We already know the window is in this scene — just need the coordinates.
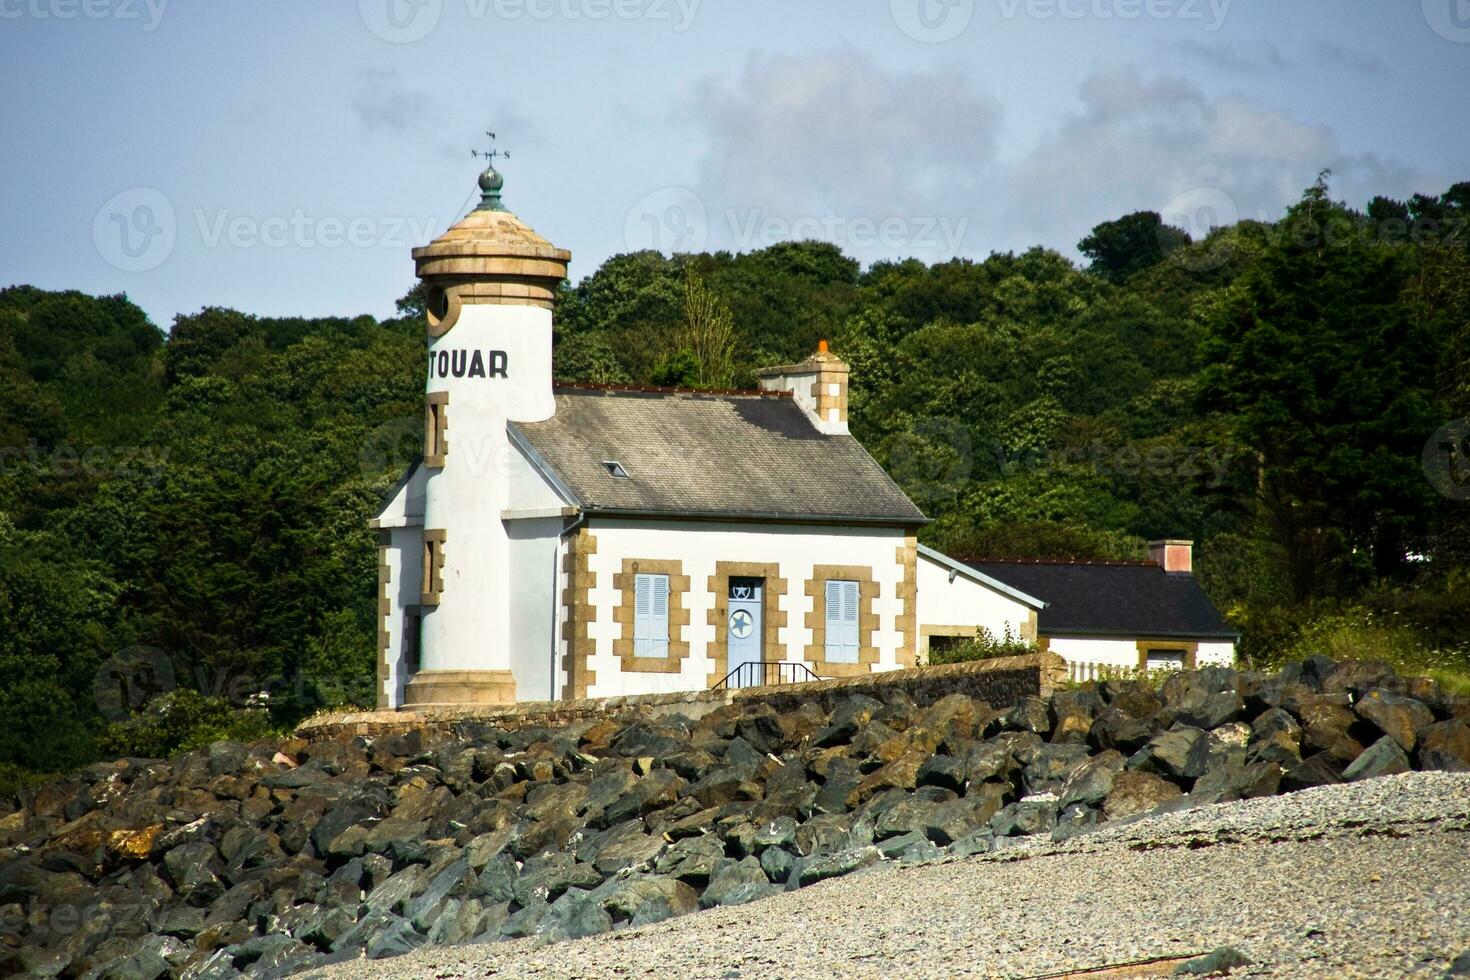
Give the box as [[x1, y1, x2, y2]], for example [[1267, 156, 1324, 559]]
[[425, 392, 448, 468], [602, 460, 629, 479], [633, 572, 670, 657], [403, 607, 422, 675], [824, 579, 859, 663], [421, 530, 445, 606], [1145, 649, 1186, 671]]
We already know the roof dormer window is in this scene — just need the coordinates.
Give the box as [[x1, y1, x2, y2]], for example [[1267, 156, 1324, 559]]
[[602, 460, 630, 479]]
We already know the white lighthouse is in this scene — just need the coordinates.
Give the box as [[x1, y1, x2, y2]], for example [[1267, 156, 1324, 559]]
[[395, 161, 570, 706]]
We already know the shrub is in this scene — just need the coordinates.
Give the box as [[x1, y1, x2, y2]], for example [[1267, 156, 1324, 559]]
[[1275, 604, 1470, 695], [923, 625, 1039, 666], [99, 689, 278, 759]]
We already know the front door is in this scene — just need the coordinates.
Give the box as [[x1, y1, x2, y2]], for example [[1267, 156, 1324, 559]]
[[726, 578, 763, 688]]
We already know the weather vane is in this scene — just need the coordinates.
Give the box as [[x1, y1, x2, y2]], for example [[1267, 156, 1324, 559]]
[[471, 130, 509, 168], [470, 129, 509, 212]]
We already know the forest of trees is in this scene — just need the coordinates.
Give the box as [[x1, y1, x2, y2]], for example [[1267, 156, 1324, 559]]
[[1, 175, 1466, 787]]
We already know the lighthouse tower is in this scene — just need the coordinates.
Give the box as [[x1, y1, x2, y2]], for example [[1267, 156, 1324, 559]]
[[402, 162, 570, 706]]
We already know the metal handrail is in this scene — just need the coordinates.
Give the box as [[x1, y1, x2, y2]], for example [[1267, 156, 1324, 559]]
[[716, 661, 822, 689]]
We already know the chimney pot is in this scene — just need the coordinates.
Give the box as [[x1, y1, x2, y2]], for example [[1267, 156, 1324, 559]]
[[755, 341, 849, 434], [1148, 539, 1193, 573]]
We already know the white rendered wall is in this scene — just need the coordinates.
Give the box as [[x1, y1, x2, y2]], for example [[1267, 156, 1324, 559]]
[[1196, 641, 1237, 666], [915, 555, 1034, 647], [1046, 635, 1239, 672], [1046, 636, 1141, 670], [573, 519, 909, 697], [420, 303, 556, 676]]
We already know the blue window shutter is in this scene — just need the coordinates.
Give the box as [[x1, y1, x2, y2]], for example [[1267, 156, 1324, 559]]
[[635, 573, 670, 658]]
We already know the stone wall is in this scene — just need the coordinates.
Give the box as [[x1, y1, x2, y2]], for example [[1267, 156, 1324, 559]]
[[296, 653, 1066, 742]]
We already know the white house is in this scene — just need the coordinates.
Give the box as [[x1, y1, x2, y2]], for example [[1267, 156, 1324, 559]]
[[373, 166, 939, 709], [373, 166, 1235, 710]]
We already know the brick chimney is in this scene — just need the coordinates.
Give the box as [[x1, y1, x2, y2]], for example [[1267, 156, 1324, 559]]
[[755, 340, 849, 435], [1149, 539, 1193, 573]]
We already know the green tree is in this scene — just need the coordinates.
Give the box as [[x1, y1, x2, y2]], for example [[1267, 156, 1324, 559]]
[[674, 269, 737, 388], [1079, 211, 1192, 284], [1199, 176, 1447, 598]]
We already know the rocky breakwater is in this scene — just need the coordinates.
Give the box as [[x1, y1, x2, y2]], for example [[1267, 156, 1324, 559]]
[[2, 654, 1469, 979]]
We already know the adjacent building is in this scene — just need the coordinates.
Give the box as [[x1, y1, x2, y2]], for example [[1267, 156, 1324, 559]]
[[945, 541, 1239, 677]]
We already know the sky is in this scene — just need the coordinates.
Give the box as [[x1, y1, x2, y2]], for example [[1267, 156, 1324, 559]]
[[1, 0, 1468, 330]]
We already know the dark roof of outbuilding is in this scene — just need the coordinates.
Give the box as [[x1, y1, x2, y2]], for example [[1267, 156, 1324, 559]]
[[962, 559, 1239, 639], [509, 385, 926, 525]]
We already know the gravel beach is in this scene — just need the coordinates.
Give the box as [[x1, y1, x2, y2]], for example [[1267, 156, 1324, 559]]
[[312, 771, 1470, 979]]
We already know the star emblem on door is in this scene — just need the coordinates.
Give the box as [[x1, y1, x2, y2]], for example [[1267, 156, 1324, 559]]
[[729, 609, 754, 639]]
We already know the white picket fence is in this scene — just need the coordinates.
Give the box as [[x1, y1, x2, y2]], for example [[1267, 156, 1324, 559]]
[[1065, 660, 1143, 684]]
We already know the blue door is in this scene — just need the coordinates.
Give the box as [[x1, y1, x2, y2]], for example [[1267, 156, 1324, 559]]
[[727, 578, 763, 688]]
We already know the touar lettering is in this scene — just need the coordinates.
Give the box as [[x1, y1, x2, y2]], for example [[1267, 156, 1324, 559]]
[[429, 349, 509, 380]]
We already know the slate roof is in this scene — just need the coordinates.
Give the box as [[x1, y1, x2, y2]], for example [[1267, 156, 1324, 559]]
[[963, 560, 1238, 639], [509, 385, 926, 524]]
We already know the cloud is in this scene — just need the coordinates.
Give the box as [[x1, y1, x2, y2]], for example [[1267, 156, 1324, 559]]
[[689, 51, 1001, 259], [1162, 38, 1385, 76], [1163, 39, 1291, 73], [1311, 41, 1386, 74], [1008, 69, 1435, 247], [684, 55, 1439, 265], [347, 68, 434, 133]]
